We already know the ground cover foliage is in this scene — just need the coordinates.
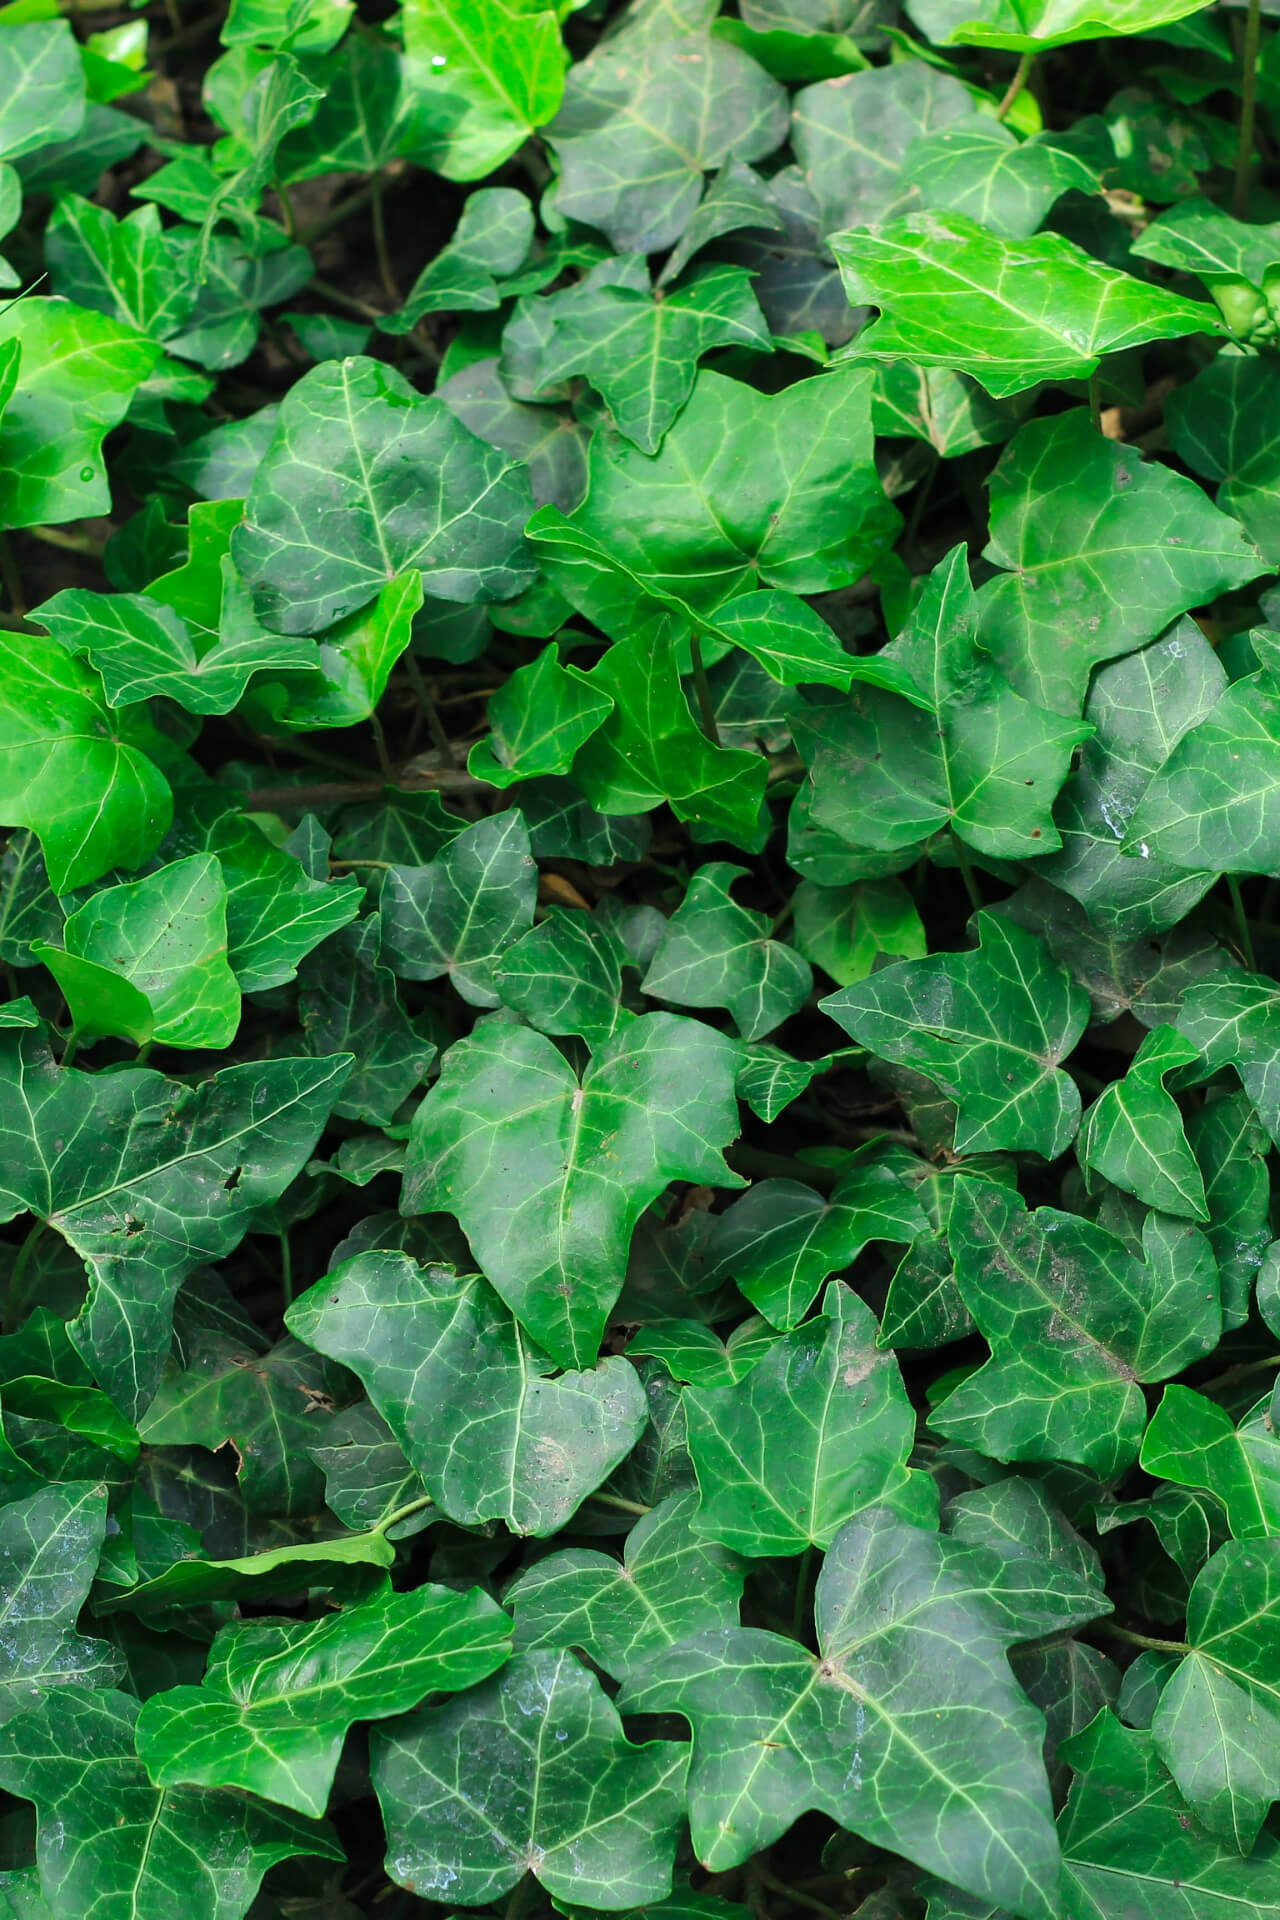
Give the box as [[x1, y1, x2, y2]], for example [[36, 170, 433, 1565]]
[[6, 0, 1280, 1916]]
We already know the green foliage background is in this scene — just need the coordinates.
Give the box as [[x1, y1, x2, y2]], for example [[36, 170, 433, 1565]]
[[0, 0, 1279, 1916]]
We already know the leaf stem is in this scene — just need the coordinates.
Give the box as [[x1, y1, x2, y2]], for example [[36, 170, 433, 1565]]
[[584, 1490, 651, 1517], [1088, 371, 1103, 432], [0, 534, 25, 617], [278, 1230, 294, 1307], [791, 1544, 817, 1641], [371, 172, 402, 305], [370, 1491, 436, 1536], [952, 836, 984, 913], [403, 652, 458, 769], [60, 1032, 79, 1070], [27, 525, 107, 558], [1227, 874, 1257, 970], [1196, 1351, 1280, 1393], [7, 1218, 47, 1318], [1233, 0, 1264, 217], [1095, 1619, 1190, 1654], [993, 51, 1034, 122], [688, 636, 722, 745], [751, 1865, 843, 1920]]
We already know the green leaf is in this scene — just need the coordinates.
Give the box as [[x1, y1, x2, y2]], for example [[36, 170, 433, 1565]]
[[0, 298, 159, 528], [685, 1282, 930, 1553], [0, 632, 171, 892], [1167, 356, 1280, 564], [1188, 1090, 1271, 1328], [32, 586, 316, 717], [1078, 1026, 1208, 1218], [831, 214, 1223, 402], [641, 862, 812, 1040], [503, 260, 770, 453], [402, 0, 568, 180], [44, 198, 196, 342], [380, 809, 537, 1007], [0, 1483, 122, 1717], [793, 877, 927, 987], [706, 1155, 928, 1329], [1033, 620, 1225, 936], [618, 1506, 1061, 1916], [298, 914, 436, 1127], [135, 1580, 512, 1816], [509, 1487, 745, 1680], [0, 1688, 339, 1920], [1141, 1385, 1280, 1540], [549, 30, 787, 254], [795, 545, 1089, 857], [34, 855, 240, 1052], [905, 0, 1221, 50], [655, 156, 784, 287], [468, 642, 614, 787], [234, 355, 536, 633], [382, 188, 534, 329], [96, 1529, 397, 1615], [822, 912, 1090, 1158], [372, 1648, 689, 1907], [935, 1179, 1220, 1476], [1175, 969, 1280, 1147], [531, 368, 899, 617], [401, 1012, 743, 1364], [977, 410, 1264, 714], [1150, 1537, 1280, 1850], [906, 121, 1100, 238], [286, 1252, 648, 1534], [0, 1028, 350, 1416], [792, 61, 977, 238], [0, 24, 83, 160], [494, 905, 637, 1046]]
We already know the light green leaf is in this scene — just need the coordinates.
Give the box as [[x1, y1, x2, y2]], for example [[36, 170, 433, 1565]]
[[379, 809, 537, 1008], [685, 1282, 929, 1553], [906, 0, 1220, 50], [641, 862, 812, 1040], [372, 1649, 689, 1908], [403, 0, 568, 180], [793, 877, 927, 986], [906, 121, 1099, 238], [618, 1506, 1061, 1916], [401, 1012, 743, 1364], [0, 1484, 122, 1717], [822, 912, 1090, 1158], [286, 1252, 648, 1535], [382, 189, 534, 329], [96, 1530, 396, 1615], [977, 410, 1264, 714], [234, 355, 536, 633], [44, 197, 196, 342], [0, 23, 84, 161], [1141, 1385, 1280, 1540], [136, 1581, 512, 1816], [832, 214, 1223, 402], [495, 905, 637, 1046], [1167, 356, 1280, 565], [467, 641, 615, 788], [1078, 1026, 1208, 1218], [1175, 969, 1280, 1147], [509, 1487, 745, 1680]]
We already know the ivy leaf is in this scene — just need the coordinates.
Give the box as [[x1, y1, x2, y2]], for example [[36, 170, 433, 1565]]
[[402, 0, 568, 180], [907, 0, 1231, 50], [0, 1688, 340, 1920], [1033, 620, 1225, 936], [656, 155, 784, 286], [1149, 1537, 1280, 1850], [618, 1506, 1061, 1916], [977, 410, 1264, 715], [0, 22, 84, 161], [1175, 969, 1280, 1147], [401, 1012, 743, 1365], [298, 915, 436, 1128], [33, 587, 315, 717], [905, 122, 1100, 239], [509, 1487, 745, 1680], [1166, 356, 1280, 564], [706, 1156, 928, 1329], [468, 642, 615, 788], [0, 633, 171, 892], [0, 1028, 351, 1417], [1126, 639, 1280, 872], [822, 913, 1090, 1158], [641, 862, 812, 1040], [286, 1252, 648, 1534], [794, 545, 1089, 858], [34, 855, 240, 1052], [381, 189, 534, 329], [0, 1483, 123, 1717], [504, 260, 770, 453], [831, 214, 1223, 402], [792, 61, 977, 238], [685, 1282, 929, 1554], [1188, 1090, 1272, 1329], [0, 299, 159, 527], [935, 1181, 1220, 1477], [549, 30, 787, 254], [135, 1581, 512, 1816], [96, 1530, 396, 1616], [1141, 1385, 1280, 1540], [494, 906, 637, 1046], [44, 198, 196, 342], [233, 355, 536, 633], [531, 367, 899, 617], [1078, 1026, 1209, 1219], [379, 810, 537, 1008], [793, 876, 927, 987], [372, 1648, 689, 1907]]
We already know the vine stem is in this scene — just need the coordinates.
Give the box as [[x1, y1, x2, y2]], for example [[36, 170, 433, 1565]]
[[952, 836, 984, 913], [1233, 0, 1264, 218], [994, 50, 1034, 122], [1227, 874, 1257, 970], [404, 652, 457, 769], [370, 1492, 435, 1537], [1088, 370, 1103, 432]]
